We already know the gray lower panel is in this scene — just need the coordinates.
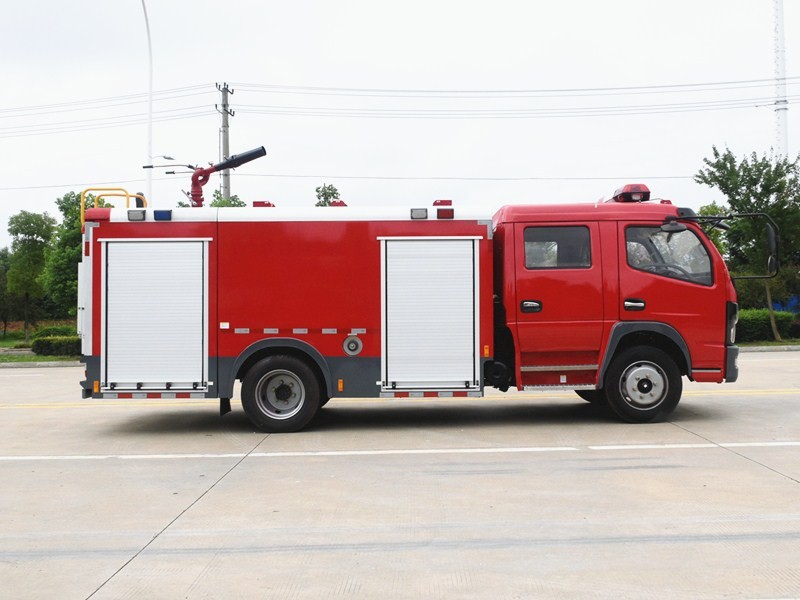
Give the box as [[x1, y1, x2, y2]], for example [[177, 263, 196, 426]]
[[217, 353, 381, 400], [81, 355, 219, 398], [326, 357, 381, 398]]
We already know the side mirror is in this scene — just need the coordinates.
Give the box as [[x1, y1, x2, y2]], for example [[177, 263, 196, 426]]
[[766, 222, 780, 276]]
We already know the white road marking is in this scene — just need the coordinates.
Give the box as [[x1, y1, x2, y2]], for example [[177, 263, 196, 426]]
[[0, 441, 797, 462]]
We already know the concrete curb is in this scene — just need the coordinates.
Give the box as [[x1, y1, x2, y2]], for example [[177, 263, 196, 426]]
[[739, 345, 800, 353], [0, 361, 82, 369]]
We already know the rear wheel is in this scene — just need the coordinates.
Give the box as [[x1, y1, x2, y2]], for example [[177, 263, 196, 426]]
[[604, 346, 682, 423], [241, 355, 321, 432]]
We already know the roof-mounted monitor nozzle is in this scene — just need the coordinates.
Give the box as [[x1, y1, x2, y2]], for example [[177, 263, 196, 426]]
[[189, 146, 267, 207]]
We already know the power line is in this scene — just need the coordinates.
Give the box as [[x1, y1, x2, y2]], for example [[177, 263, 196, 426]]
[[0, 90, 215, 120], [0, 106, 212, 132], [0, 172, 695, 191], [236, 98, 800, 120], [232, 76, 800, 98], [0, 111, 216, 139], [0, 84, 212, 114], [0, 176, 183, 191], [238, 173, 694, 181]]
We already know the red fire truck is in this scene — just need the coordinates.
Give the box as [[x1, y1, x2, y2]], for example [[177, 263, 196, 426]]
[[77, 148, 778, 432]]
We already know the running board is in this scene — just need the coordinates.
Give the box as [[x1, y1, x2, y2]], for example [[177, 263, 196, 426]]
[[523, 384, 597, 391], [520, 364, 599, 372]]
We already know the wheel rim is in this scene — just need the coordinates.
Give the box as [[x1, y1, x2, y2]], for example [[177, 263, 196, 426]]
[[254, 369, 305, 420], [618, 361, 668, 410]]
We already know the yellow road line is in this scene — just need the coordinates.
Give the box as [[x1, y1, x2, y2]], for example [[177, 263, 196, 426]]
[[1, 389, 797, 410]]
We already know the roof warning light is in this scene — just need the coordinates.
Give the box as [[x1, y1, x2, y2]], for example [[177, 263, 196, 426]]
[[612, 184, 651, 203]]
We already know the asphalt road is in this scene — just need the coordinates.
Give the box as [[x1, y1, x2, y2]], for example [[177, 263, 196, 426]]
[[1, 352, 799, 600]]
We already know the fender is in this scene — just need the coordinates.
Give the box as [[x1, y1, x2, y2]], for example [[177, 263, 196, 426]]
[[218, 338, 333, 399], [597, 322, 692, 387]]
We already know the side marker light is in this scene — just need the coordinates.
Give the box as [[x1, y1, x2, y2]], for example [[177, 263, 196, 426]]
[[437, 208, 455, 219]]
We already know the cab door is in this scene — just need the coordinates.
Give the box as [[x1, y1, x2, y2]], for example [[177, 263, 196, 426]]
[[513, 222, 604, 387], [619, 223, 728, 374]]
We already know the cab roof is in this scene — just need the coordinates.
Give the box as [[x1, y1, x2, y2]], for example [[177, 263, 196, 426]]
[[492, 200, 682, 225]]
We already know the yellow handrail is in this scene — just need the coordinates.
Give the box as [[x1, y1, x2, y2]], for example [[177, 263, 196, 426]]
[[80, 188, 147, 226]]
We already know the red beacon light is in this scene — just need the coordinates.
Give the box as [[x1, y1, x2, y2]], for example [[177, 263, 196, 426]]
[[611, 183, 651, 203]]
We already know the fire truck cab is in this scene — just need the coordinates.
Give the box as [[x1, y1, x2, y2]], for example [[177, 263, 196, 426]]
[[77, 181, 749, 433]]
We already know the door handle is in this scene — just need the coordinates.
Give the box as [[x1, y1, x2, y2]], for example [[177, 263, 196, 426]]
[[624, 298, 646, 311], [521, 300, 542, 313]]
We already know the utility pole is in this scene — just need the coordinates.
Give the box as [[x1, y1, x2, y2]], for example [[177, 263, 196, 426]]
[[774, 0, 788, 158], [216, 83, 234, 199]]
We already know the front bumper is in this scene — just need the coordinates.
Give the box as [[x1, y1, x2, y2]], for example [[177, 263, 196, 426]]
[[725, 345, 739, 383]]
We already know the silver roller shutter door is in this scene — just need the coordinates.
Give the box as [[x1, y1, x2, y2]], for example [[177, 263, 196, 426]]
[[383, 239, 478, 390], [104, 241, 206, 389]]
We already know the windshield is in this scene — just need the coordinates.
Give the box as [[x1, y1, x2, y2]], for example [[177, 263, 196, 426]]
[[626, 226, 713, 286]]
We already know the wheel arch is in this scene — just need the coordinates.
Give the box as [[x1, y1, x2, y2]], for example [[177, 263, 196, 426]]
[[598, 322, 691, 387], [219, 338, 332, 399]]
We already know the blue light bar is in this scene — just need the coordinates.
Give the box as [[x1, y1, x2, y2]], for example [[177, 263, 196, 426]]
[[154, 210, 172, 221]]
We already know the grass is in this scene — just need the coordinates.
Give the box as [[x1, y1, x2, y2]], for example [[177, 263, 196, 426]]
[[0, 354, 79, 363], [0, 340, 24, 349], [0, 320, 76, 350], [739, 338, 800, 347]]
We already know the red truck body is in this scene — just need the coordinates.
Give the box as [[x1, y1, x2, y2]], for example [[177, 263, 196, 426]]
[[78, 189, 739, 431]]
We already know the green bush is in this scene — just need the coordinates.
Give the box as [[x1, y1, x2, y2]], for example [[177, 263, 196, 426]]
[[31, 336, 81, 356], [737, 309, 794, 342], [33, 325, 77, 339]]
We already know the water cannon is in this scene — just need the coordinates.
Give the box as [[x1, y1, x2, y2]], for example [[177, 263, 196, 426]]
[[190, 146, 267, 207]]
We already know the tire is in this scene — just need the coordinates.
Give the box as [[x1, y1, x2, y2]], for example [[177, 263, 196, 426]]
[[575, 390, 605, 404], [604, 346, 682, 423], [241, 355, 321, 432]]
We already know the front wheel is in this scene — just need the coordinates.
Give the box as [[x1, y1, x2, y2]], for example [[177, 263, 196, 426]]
[[604, 346, 682, 423], [241, 355, 321, 432]]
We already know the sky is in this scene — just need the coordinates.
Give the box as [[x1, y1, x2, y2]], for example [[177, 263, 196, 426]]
[[1, 0, 798, 249]]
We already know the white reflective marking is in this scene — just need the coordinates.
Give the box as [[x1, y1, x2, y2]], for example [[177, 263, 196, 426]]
[[0, 441, 797, 462], [250, 447, 579, 458], [722, 441, 800, 448], [589, 443, 718, 451]]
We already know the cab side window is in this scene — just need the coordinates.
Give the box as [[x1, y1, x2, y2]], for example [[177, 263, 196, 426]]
[[524, 226, 591, 269], [626, 226, 713, 286]]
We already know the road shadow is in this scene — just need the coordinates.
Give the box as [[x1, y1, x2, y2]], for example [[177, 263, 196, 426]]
[[311, 400, 616, 432], [107, 398, 619, 436], [106, 396, 718, 436]]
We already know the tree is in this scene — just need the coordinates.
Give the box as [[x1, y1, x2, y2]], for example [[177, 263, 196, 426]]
[[210, 189, 246, 207], [0, 247, 13, 337], [177, 189, 246, 208], [695, 146, 800, 340], [315, 183, 340, 206], [41, 192, 90, 318], [7, 211, 56, 342], [696, 202, 728, 256]]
